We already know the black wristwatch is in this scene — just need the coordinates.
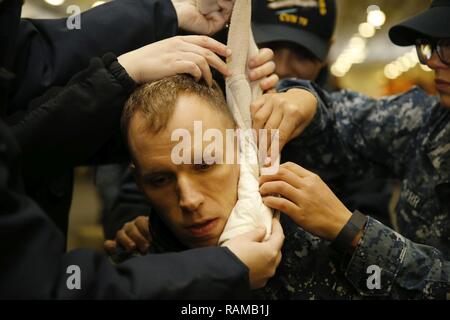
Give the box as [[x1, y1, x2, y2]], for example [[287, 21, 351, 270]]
[[330, 210, 367, 255]]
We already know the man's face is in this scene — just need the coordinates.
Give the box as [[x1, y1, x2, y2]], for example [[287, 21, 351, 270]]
[[128, 94, 239, 248], [263, 42, 325, 80], [426, 45, 450, 109]]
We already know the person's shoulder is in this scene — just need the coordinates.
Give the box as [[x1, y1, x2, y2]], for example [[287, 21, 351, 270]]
[[383, 86, 438, 109]]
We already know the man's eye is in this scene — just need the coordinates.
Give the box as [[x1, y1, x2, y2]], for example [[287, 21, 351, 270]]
[[194, 162, 213, 171], [148, 175, 172, 187]]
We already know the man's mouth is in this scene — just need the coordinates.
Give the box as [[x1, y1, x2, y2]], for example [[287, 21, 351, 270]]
[[185, 218, 219, 238]]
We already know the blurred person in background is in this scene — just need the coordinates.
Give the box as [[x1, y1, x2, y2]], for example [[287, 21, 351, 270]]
[[254, 0, 450, 299], [251, 0, 393, 225]]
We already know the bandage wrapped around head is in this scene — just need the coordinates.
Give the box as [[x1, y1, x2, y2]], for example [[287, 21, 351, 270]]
[[197, 0, 277, 244]]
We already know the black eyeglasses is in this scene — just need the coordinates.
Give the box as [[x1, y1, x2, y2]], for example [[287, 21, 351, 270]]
[[415, 38, 450, 65]]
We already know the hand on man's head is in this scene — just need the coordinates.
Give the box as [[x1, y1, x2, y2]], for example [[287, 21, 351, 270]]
[[118, 35, 231, 86]]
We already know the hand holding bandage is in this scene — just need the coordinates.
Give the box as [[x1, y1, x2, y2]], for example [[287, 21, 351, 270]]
[[172, 0, 235, 35]]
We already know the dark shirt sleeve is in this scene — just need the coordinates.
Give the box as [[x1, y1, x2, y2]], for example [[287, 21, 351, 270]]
[[10, 53, 134, 184], [9, 0, 178, 114], [278, 79, 438, 181]]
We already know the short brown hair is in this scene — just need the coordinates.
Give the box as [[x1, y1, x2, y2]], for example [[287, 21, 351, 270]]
[[121, 74, 235, 140]]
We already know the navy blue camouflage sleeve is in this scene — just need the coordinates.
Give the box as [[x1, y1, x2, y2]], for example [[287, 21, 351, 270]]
[[278, 79, 438, 180], [345, 217, 450, 299]]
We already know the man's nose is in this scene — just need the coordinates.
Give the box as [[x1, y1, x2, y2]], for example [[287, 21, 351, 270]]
[[177, 176, 204, 213], [427, 50, 448, 70]]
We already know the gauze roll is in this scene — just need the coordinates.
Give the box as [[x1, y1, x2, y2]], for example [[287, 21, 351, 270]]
[[195, 0, 276, 244], [219, 0, 274, 244]]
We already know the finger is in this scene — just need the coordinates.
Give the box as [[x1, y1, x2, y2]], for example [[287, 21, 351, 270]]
[[116, 229, 136, 252], [182, 43, 230, 79], [252, 98, 273, 133], [265, 218, 285, 250], [275, 251, 282, 268], [135, 216, 150, 239], [259, 180, 299, 201], [173, 60, 202, 82], [264, 109, 283, 155], [248, 61, 276, 82], [181, 36, 231, 77], [203, 11, 227, 36], [281, 161, 313, 178], [126, 225, 150, 253], [259, 166, 303, 188], [248, 48, 274, 69], [182, 35, 231, 58], [104, 240, 117, 253], [250, 95, 266, 121], [277, 114, 298, 152], [260, 74, 279, 92], [263, 196, 299, 221], [180, 51, 213, 86]]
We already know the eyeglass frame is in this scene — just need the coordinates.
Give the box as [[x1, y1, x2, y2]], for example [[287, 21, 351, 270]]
[[415, 38, 450, 66]]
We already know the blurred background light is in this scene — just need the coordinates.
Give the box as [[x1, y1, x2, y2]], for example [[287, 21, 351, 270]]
[[45, 0, 65, 6], [92, 1, 106, 7], [367, 6, 386, 28], [359, 22, 375, 38]]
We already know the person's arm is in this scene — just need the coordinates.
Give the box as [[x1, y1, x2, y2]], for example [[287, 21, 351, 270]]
[[10, 35, 232, 184], [343, 216, 450, 299], [260, 162, 450, 299], [0, 193, 250, 299], [277, 79, 439, 181], [10, 53, 133, 184], [11, 0, 178, 112]]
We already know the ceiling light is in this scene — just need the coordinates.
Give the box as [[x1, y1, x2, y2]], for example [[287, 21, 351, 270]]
[[359, 22, 375, 38], [45, 0, 65, 6], [367, 5, 386, 28], [384, 64, 400, 79], [92, 1, 106, 7]]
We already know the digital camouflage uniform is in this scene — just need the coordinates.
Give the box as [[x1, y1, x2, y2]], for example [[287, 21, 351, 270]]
[[270, 79, 450, 299]]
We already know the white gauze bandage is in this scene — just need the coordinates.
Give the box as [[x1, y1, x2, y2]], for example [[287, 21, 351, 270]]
[[196, 0, 276, 244]]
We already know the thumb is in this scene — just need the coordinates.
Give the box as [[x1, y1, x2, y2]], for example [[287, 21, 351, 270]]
[[104, 240, 117, 253], [205, 11, 226, 35], [236, 226, 266, 242]]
